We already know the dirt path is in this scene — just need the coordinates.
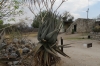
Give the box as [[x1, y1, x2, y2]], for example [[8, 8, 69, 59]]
[[28, 33, 100, 66], [58, 33, 100, 66]]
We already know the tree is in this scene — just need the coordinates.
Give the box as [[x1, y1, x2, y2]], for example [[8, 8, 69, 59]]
[[0, 19, 3, 24], [0, 19, 10, 29], [16, 22, 28, 32], [0, 19, 3, 29], [0, 0, 24, 32], [96, 14, 100, 20], [32, 17, 40, 28], [0, 0, 23, 21], [62, 11, 74, 22], [32, 11, 60, 28]]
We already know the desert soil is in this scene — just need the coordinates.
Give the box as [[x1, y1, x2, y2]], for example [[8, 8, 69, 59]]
[[28, 33, 100, 66]]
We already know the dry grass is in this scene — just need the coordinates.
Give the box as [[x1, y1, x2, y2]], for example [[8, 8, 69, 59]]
[[22, 32, 38, 37], [5, 32, 38, 38], [27, 32, 38, 37]]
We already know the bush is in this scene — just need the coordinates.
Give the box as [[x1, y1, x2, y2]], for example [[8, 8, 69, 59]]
[[0, 20, 3, 24], [0, 20, 3, 29], [32, 20, 39, 28], [93, 26, 100, 32], [31, 11, 59, 28]]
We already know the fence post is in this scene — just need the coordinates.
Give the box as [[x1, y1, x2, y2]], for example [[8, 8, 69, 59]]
[[61, 37, 63, 52]]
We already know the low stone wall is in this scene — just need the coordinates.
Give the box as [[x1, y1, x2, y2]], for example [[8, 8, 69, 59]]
[[90, 32, 100, 40]]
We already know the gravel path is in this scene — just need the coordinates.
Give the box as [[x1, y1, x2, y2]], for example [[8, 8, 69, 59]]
[[28, 33, 100, 66]]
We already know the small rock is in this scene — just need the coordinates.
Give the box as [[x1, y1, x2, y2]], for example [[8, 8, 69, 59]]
[[23, 47, 30, 54], [12, 61, 19, 65], [11, 52, 18, 58]]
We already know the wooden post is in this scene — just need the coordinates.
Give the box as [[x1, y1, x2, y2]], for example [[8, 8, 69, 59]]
[[61, 37, 63, 52]]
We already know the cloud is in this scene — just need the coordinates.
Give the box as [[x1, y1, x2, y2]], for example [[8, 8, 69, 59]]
[[24, 0, 100, 19], [5, 0, 100, 24], [52, 0, 100, 19], [3, 0, 100, 26]]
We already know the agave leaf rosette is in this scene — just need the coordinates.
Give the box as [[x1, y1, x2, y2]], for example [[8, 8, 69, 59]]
[[31, 11, 70, 66]]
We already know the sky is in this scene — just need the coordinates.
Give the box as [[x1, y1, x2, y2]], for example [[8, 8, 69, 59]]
[[23, 0, 100, 20], [4, 0, 100, 26]]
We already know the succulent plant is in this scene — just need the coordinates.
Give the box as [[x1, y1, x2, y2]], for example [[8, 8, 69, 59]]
[[22, 11, 70, 66], [22, 0, 70, 66], [0, 0, 70, 66]]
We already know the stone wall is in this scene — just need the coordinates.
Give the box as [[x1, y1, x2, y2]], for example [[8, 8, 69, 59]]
[[66, 18, 95, 34], [90, 32, 100, 40]]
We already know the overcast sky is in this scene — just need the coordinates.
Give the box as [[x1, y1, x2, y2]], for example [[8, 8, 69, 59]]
[[23, 0, 100, 20], [5, 0, 100, 25]]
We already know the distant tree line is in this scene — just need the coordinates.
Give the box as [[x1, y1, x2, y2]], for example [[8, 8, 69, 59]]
[[0, 21, 34, 33], [31, 11, 74, 28]]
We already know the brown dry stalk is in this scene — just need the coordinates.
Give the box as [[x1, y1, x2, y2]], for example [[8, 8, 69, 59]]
[[0, 0, 4, 5]]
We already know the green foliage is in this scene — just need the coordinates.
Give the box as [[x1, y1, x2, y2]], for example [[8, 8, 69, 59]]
[[3, 24, 10, 28], [0, 6, 1, 9], [93, 26, 100, 32], [62, 11, 74, 22], [18, 10, 23, 14], [31, 11, 58, 28], [14, 0, 20, 4], [0, 20, 3, 29], [0, 25, 3, 28], [12, 0, 20, 9], [14, 5, 19, 9], [0, 0, 23, 20], [0, 20, 10, 29], [0, 20, 3, 25], [8, 18, 15, 21], [32, 19, 39, 28], [27, 11, 70, 66], [31, 11, 44, 28], [22, 0, 69, 66]]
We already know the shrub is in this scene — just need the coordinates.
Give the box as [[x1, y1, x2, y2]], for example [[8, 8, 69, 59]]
[[93, 26, 100, 32]]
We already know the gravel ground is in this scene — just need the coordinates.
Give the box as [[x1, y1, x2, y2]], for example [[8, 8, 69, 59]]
[[28, 33, 100, 66]]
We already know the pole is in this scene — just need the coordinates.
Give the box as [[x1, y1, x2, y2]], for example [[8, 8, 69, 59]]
[[61, 37, 63, 52], [87, 11, 88, 19], [87, 0, 89, 19], [87, 8, 89, 19]]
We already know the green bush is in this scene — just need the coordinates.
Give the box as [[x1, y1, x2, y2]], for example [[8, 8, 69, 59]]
[[0, 20, 3, 25], [93, 26, 100, 32], [31, 11, 59, 28], [32, 20, 39, 28], [0, 20, 3, 29]]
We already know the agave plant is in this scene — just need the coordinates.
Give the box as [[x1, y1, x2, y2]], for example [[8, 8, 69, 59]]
[[22, 0, 70, 66], [33, 11, 70, 66], [1, 0, 70, 66], [23, 11, 70, 66], [0, 30, 6, 50]]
